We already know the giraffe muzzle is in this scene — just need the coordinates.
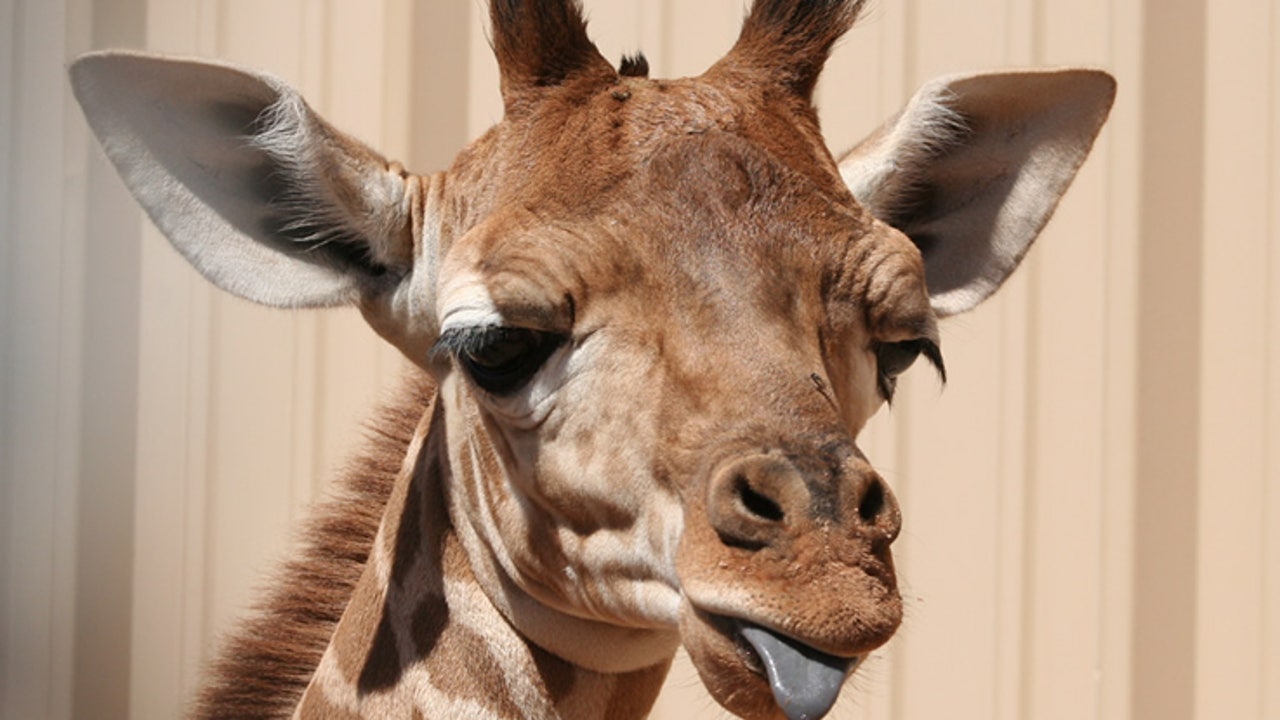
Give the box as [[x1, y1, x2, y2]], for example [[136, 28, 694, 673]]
[[675, 442, 903, 719]]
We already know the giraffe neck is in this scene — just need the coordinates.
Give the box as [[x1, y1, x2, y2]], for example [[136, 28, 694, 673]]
[[294, 399, 673, 719]]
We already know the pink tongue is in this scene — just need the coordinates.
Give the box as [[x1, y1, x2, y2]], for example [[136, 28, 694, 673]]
[[740, 625, 857, 720]]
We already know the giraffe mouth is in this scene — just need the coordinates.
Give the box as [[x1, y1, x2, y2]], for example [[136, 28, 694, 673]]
[[732, 620, 859, 720], [679, 600, 883, 720]]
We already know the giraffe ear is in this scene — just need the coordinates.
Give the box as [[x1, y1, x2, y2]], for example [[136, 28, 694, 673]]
[[840, 69, 1116, 316], [70, 51, 417, 309]]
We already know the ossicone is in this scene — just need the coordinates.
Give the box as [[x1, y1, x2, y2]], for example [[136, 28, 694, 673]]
[[714, 0, 869, 100], [489, 0, 615, 112]]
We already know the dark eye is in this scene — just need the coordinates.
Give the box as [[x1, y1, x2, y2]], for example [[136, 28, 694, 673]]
[[875, 338, 946, 402], [435, 327, 565, 396]]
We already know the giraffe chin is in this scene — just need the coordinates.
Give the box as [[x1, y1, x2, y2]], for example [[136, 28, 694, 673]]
[[679, 605, 856, 720]]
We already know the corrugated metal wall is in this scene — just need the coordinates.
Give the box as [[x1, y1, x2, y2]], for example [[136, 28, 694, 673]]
[[2, 1, 1277, 718]]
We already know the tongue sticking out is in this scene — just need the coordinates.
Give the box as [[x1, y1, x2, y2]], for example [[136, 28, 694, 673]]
[[739, 625, 858, 720]]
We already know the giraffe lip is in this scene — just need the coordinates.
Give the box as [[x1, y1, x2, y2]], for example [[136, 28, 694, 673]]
[[734, 621, 858, 720]]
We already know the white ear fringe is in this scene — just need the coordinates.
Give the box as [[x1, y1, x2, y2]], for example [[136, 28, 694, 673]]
[[841, 86, 966, 220], [250, 90, 410, 270]]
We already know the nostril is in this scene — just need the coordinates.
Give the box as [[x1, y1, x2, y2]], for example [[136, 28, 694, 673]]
[[858, 478, 886, 524], [735, 476, 785, 523]]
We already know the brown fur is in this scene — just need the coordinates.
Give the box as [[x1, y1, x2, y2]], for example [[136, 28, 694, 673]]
[[191, 372, 435, 719], [489, 0, 616, 111], [719, 0, 867, 99]]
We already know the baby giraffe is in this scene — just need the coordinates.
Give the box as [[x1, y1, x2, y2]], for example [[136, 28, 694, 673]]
[[70, 0, 1114, 718]]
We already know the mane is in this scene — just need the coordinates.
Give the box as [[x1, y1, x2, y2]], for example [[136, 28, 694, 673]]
[[191, 371, 436, 719]]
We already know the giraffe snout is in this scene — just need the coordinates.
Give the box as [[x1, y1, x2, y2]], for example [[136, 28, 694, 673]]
[[705, 450, 901, 553]]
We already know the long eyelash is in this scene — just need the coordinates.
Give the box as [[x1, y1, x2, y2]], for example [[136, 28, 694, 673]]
[[920, 339, 947, 385], [879, 339, 948, 405], [878, 374, 899, 404], [430, 325, 508, 360]]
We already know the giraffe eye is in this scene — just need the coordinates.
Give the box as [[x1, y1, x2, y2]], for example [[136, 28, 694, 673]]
[[434, 326, 565, 396], [875, 338, 946, 402]]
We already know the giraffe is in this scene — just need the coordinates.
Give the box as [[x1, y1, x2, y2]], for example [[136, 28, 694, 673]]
[[69, 1, 1115, 718]]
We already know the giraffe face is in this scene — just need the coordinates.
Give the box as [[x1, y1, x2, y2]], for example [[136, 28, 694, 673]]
[[429, 75, 940, 717]]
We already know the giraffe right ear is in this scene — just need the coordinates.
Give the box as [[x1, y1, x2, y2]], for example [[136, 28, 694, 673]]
[[839, 69, 1116, 317], [69, 51, 420, 309]]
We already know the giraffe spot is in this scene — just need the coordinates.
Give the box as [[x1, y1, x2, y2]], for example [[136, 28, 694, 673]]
[[412, 593, 450, 658], [357, 611, 404, 693], [531, 642, 577, 702], [431, 621, 525, 717]]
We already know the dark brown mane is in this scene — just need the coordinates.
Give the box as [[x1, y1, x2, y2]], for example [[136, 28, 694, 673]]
[[192, 372, 435, 719]]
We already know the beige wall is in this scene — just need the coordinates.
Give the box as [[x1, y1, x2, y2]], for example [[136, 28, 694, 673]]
[[2, 1, 1277, 719]]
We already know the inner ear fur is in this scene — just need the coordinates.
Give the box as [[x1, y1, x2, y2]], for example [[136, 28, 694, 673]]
[[840, 69, 1117, 316], [70, 51, 414, 308]]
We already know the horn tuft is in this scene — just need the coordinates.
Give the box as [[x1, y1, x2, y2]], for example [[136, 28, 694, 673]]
[[720, 0, 869, 100], [489, 0, 614, 111]]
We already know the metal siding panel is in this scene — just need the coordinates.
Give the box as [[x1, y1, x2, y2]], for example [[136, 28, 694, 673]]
[[1268, 4, 1280, 716], [1023, 2, 1114, 718], [2, 1, 85, 718], [1197, 0, 1274, 718], [1131, 1, 1207, 719], [662, 0, 741, 76]]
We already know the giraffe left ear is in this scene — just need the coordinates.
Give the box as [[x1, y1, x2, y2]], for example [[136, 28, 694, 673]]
[[70, 51, 420, 310], [839, 69, 1116, 316]]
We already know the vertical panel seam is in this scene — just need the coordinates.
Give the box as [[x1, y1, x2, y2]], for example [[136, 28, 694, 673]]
[[48, 0, 68, 710], [1016, 2, 1044, 717], [1264, 0, 1277, 712], [0, 0, 16, 706], [1093, 3, 1117, 718], [1098, 3, 1120, 719], [59, 0, 96, 715], [53, 0, 80, 713]]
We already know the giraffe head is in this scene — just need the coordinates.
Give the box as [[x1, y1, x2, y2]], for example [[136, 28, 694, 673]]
[[70, 1, 1114, 717]]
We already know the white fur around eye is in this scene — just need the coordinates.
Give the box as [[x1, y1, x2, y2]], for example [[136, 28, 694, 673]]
[[438, 276, 502, 335]]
